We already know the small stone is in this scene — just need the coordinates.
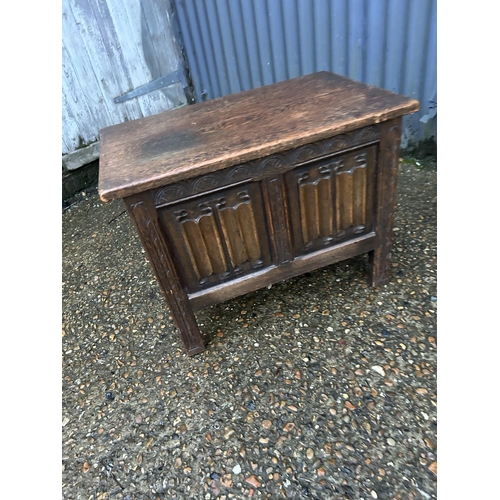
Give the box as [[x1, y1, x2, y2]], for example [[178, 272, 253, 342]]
[[371, 490, 378, 499], [283, 422, 295, 432], [416, 387, 428, 395], [135, 414, 142, 424], [345, 401, 356, 411], [224, 427, 235, 439], [306, 448, 315, 460], [82, 461, 90, 473], [179, 423, 187, 434], [245, 475, 261, 488], [371, 366, 385, 376], [232, 464, 242, 474], [428, 461, 437, 476], [387, 438, 396, 446], [424, 437, 435, 450], [262, 419, 272, 429], [209, 480, 221, 496], [288, 405, 298, 412]]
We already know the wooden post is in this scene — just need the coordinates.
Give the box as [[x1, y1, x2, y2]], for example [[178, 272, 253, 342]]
[[124, 193, 205, 356], [369, 118, 402, 287]]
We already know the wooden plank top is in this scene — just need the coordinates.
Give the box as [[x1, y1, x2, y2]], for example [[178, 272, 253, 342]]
[[98, 71, 419, 201]]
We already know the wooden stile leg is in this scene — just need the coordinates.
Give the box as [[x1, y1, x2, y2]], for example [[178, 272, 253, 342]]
[[369, 118, 402, 287], [124, 193, 205, 356]]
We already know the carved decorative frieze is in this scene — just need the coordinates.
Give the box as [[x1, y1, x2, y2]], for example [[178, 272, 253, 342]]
[[153, 125, 380, 206]]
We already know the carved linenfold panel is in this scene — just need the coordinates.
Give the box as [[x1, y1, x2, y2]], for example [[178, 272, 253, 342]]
[[286, 145, 377, 256], [336, 152, 370, 236], [158, 183, 271, 292], [153, 125, 380, 206]]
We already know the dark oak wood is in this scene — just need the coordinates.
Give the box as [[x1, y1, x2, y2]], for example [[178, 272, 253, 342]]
[[188, 232, 377, 311], [368, 118, 402, 287], [124, 192, 205, 355], [98, 71, 419, 356], [99, 71, 419, 202]]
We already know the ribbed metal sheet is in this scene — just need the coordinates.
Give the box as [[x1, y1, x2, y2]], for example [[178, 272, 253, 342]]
[[173, 0, 436, 145]]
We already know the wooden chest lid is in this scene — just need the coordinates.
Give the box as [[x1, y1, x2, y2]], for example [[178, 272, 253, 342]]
[[98, 71, 419, 202]]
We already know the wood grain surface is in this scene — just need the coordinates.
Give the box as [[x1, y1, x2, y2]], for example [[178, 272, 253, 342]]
[[98, 71, 419, 201]]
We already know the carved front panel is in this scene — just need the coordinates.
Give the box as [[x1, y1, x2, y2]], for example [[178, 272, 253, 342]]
[[158, 183, 271, 292], [286, 145, 377, 256]]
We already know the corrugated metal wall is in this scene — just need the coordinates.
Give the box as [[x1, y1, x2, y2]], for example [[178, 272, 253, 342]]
[[173, 0, 437, 146], [62, 0, 187, 158]]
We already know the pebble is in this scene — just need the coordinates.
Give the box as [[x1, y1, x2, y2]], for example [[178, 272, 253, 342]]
[[306, 448, 315, 459], [371, 366, 386, 376], [232, 464, 242, 474], [262, 419, 272, 429], [224, 427, 235, 439], [245, 475, 261, 488], [345, 401, 356, 411], [387, 438, 396, 446]]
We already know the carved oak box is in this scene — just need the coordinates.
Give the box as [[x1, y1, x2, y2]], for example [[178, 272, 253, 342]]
[[98, 71, 419, 356]]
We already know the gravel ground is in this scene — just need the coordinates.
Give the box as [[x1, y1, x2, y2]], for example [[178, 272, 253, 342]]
[[62, 156, 437, 500]]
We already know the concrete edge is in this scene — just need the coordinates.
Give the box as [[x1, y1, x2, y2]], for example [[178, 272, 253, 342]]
[[63, 141, 100, 171]]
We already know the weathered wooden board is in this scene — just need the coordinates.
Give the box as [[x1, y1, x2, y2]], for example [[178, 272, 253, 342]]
[[99, 71, 419, 201], [62, 0, 187, 156]]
